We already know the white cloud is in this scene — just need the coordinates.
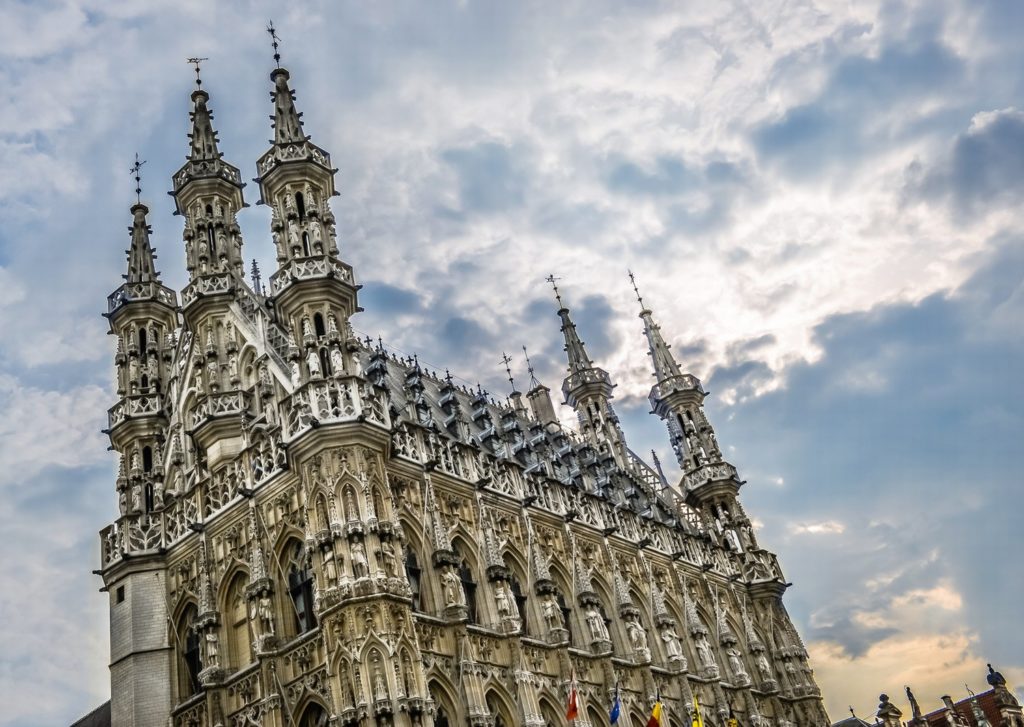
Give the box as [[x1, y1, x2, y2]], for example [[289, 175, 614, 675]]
[[790, 520, 846, 535], [0, 0, 1022, 722]]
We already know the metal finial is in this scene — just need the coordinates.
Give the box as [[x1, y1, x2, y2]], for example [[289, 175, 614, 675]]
[[501, 352, 516, 391], [267, 21, 282, 67], [628, 269, 646, 309], [522, 346, 536, 378], [377, 335, 384, 351], [849, 707, 856, 719], [444, 368, 453, 385], [130, 153, 147, 204], [545, 274, 563, 308], [186, 57, 208, 89]]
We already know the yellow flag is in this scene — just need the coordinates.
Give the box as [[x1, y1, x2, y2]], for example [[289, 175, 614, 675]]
[[692, 695, 705, 727]]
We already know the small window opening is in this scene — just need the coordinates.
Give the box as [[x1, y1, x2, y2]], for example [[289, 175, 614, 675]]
[[302, 232, 311, 257], [116, 586, 125, 603], [142, 446, 153, 473], [138, 327, 147, 353], [296, 192, 306, 221], [313, 313, 326, 337]]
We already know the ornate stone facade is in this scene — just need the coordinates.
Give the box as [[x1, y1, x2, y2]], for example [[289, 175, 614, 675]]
[[96, 58, 831, 727]]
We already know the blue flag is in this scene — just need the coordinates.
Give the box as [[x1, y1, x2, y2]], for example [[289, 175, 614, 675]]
[[610, 683, 622, 724]]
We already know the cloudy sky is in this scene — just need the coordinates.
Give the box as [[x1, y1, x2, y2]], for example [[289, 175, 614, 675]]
[[1, 0, 1022, 724]]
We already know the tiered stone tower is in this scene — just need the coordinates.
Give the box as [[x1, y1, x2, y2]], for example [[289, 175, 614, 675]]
[[96, 55, 830, 727]]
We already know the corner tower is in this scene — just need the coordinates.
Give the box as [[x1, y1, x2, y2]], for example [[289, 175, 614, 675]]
[[548, 277, 631, 471], [100, 182, 179, 727]]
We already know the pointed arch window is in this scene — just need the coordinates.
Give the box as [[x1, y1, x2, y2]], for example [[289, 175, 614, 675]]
[[298, 703, 328, 727], [286, 541, 317, 635], [206, 225, 216, 258], [319, 348, 332, 377], [296, 192, 306, 222], [555, 592, 574, 645], [459, 559, 478, 624], [313, 313, 326, 338], [510, 576, 528, 635], [302, 232, 311, 257], [405, 546, 422, 611], [178, 604, 201, 699], [138, 327, 147, 354], [226, 573, 251, 669]]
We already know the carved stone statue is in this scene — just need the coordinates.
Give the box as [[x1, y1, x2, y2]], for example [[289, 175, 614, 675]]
[[373, 663, 388, 701], [495, 582, 513, 618], [249, 593, 275, 636], [442, 567, 464, 606], [661, 627, 683, 660], [272, 229, 284, 259], [203, 630, 219, 668], [627, 619, 648, 651], [309, 218, 324, 253], [755, 651, 773, 682], [695, 633, 716, 671], [306, 349, 321, 378], [351, 540, 369, 579], [585, 606, 609, 642], [541, 594, 562, 631], [330, 346, 345, 375], [379, 540, 397, 577], [906, 687, 923, 719], [726, 647, 748, 681]]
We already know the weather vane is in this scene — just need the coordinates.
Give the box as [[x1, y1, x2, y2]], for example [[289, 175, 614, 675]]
[[628, 269, 646, 309], [501, 352, 516, 391], [130, 153, 146, 204], [267, 21, 282, 66], [545, 274, 563, 308], [186, 57, 208, 89]]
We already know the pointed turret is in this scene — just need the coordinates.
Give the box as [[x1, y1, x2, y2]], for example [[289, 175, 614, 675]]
[[629, 274, 758, 545], [548, 277, 630, 469], [254, 38, 358, 384], [125, 204, 160, 284], [104, 183, 178, 536], [171, 69, 247, 288]]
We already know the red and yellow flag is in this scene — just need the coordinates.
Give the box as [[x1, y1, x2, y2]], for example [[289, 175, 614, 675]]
[[566, 673, 579, 720], [646, 700, 664, 727]]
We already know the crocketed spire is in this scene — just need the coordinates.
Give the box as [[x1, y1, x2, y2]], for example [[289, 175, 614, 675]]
[[270, 68, 306, 145], [125, 204, 160, 284], [188, 89, 221, 161]]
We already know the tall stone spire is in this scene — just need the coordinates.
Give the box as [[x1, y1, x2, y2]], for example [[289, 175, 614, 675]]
[[270, 68, 307, 145], [171, 61, 247, 283], [629, 274, 751, 538], [124, 156, 161, 286], [630, 272, 683, 383], [189, 88, 220, 161], [255, 24, 357, 363], [547, 276, 629, 470]]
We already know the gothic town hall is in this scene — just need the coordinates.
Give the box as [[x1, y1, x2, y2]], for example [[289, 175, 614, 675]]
[[91, 55, 831, 727]]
